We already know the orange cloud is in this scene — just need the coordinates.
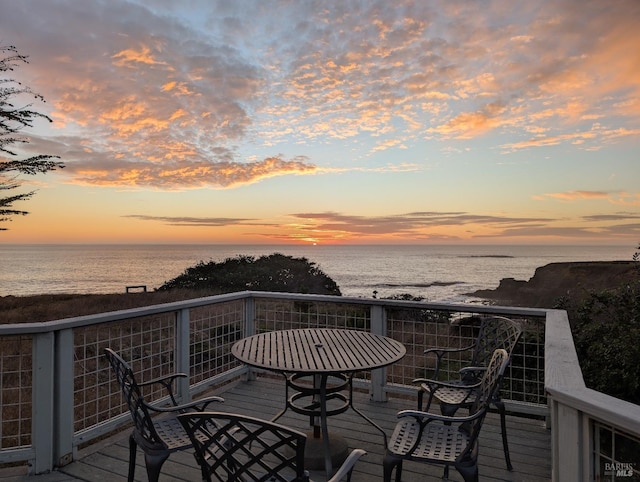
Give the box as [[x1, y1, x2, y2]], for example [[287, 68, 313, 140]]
[[542, 191, 611, 201], [430, 102, 507, 139], [64, 156, 318, 189], [500, 130, 597, 151], [536, 191, 640, 206], [112, 45, 167, 67]]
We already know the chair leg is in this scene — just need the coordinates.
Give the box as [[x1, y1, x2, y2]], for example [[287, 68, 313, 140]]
[[395, 460, 403, 482], [495, 400, 513, 470], [144, 452, 170, 482], [128, 434, 137, 482], [440, 402, 459, 417], [382, 453, 402, 482], [456, 461, 479, 482]]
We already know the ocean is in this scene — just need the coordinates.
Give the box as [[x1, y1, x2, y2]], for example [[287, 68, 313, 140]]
[[0, 244, 636, 302]]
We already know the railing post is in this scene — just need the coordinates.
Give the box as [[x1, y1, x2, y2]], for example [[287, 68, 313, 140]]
[[243, 295, 256, 381], [176, 308, 191, 403], [369, 304, 388, 402], [32, 332, 55, 474], [550, 396, 584, 482], [54, 328, 75, 468]]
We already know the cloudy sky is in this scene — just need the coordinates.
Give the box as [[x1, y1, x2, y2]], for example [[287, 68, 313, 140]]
[[1, 0, 639, 245]]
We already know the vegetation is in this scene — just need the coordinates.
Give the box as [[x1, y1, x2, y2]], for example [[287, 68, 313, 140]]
[[0, 290, 210, 324], [157, 253, 341, 295], [1, 45, 63, 229], [561, 243, 640, 404]]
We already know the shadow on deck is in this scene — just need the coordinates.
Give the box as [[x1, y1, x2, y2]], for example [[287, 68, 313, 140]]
[[1, 375, 551, 481]]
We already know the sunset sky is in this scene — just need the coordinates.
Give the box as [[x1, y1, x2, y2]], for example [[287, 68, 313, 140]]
[[1, 0, 639, 245]]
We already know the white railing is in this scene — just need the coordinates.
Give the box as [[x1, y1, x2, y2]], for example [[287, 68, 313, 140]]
[[0, 291, 637, 480], [544, 309, 640, 481]]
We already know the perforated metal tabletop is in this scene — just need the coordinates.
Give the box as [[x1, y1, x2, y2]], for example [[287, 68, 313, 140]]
[[231, 327, 406, 374]]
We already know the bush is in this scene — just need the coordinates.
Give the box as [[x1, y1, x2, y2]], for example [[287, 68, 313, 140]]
[[565, 243, 640, 404], [570, 281, 640, 404], [157, 253, 341, 296]]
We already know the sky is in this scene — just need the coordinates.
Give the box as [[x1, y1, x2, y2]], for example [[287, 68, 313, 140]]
[[0, 0, 639, 245]]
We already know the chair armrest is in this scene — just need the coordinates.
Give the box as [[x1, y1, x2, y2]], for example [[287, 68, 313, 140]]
[[328, 449, 366, 482], [423, 343, 476, 380], [148, 395, 224, 413], [138, 373, 189, 405], [412, 377, 481, 391], [411, 377, 480, 411], [138, 373, 188, 387], [423, 344, 475, 356], [397, 408, 484, 425]]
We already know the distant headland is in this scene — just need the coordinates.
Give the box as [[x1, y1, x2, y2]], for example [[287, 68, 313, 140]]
[[470, 261, 638, 308]]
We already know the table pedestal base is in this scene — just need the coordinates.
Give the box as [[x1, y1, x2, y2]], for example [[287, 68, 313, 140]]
[[303, 430, 349, 471]]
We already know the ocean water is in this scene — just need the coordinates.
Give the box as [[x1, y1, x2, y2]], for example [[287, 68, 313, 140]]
[[0, 244, 635, 302]]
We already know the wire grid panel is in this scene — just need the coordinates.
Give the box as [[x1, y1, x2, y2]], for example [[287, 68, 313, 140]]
[[0, 336, 32, 449], [506, 316, 546, 406], [253, 299, 373, 384], [189, 300, 246, 385], [386, 308, 477, 386], [385, 309, 546, 407], [254, 299, 371, 332], [73, 313, 177, 433]]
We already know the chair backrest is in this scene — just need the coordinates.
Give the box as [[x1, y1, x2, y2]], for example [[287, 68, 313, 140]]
[[104, 348, 164, 447], [464, 348, 510, 443], [471, 316, 522, 370], [178, 412, 309, 482], [476, 348, 510, 410]]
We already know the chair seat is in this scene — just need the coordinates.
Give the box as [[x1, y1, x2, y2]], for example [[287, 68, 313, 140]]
[[152, 416, 218, 451], [152, 417, 193, 450], [387, 418, 470, 464], [425, 382, 478, 406]]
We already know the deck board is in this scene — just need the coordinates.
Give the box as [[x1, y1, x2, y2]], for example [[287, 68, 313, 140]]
[[1, 375, 551, 481]]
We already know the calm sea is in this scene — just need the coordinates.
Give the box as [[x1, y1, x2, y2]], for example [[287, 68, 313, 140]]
[[0, 244, 635, 302]]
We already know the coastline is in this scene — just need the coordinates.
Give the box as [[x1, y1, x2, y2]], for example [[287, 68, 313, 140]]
[[470, 260, 638, 308], [3, 260, 637, 324]]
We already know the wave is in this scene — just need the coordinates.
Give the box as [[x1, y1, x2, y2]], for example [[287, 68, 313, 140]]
[[368, 281, 465, 288], [459, 255, 515, 258]]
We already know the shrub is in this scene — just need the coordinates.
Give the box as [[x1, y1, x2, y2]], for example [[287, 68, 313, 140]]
[[566, 243, 640, 404], [157, 253, 341, 296], [570, 281, 640, 404]]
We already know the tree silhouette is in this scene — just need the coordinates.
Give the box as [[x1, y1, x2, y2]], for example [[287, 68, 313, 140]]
[[1, 45, 63, 230]]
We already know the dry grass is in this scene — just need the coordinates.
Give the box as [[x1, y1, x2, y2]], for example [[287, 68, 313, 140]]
[[0, 289, 217, 324]]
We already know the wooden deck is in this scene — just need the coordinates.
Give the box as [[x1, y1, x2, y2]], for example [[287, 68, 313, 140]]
[[1, 375, 551, 481]]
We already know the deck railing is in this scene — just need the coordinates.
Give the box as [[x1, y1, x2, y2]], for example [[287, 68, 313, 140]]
[[0, 291, 638, 480]]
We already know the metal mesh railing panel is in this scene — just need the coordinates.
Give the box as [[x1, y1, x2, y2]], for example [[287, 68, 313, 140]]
[[253, 298, 372, 381], [386, 308, 546, 407], [254, 299, 370, 332], [73, 313, 177, 433], [189, 300, 245, 384], [0, 336, 32, 449]]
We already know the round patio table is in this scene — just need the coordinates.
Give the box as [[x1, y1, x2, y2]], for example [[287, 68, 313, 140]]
[[231, 328, 406, 476]]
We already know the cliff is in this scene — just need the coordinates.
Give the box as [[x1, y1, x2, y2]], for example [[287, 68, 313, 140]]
[[471, 261, 638, 308]]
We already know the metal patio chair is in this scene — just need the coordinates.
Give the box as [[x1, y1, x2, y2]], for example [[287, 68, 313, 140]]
[[383, 348, 510, 482], [178, 411, 366, 482], [104, 348, 224, 482], [413, 315, 522, 470]]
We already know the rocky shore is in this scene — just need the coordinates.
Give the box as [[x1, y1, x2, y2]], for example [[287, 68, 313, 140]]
[[471, 260, 638, 308]]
